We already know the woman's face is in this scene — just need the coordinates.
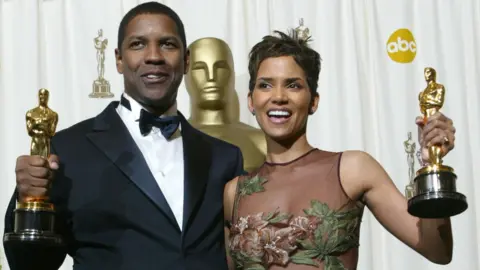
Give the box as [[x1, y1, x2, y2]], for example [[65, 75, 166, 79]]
[[248, 56, 318, 142]]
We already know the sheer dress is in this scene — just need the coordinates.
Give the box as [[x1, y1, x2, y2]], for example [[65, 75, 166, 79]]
[[228, 149, 365, 270]]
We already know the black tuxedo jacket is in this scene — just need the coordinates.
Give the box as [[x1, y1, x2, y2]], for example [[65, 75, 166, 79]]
[[3, 101, 244, 270]]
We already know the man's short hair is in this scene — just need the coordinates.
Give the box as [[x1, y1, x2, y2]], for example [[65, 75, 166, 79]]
[[117, 2, 187, 54]]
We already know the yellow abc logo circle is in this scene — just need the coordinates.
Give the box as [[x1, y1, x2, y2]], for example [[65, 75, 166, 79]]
[[386, 29, 417, 63]]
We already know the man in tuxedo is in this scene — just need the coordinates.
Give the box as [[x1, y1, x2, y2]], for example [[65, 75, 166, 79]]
[[3, 2, 244, 270]]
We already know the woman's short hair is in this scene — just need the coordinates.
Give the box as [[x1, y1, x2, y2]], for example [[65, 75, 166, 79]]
[[247, 30, 322, 94]]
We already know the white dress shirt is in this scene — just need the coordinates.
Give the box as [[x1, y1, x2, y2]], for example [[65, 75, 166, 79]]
[[116, 92, 185, 230]]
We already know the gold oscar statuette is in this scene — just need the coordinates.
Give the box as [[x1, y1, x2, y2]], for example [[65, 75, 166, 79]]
[[294, 18, 310, 41], [3, 88, 63, 246], [407, 67, 467, 218], [404, 131, 416, 199], [89, 29, 114, 98]]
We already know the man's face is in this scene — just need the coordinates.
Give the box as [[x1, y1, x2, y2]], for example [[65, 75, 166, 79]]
[[115, 13, 188, 111]]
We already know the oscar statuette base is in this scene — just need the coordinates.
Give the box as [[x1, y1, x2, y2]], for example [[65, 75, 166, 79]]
[[407, 165, 468, 219], [89, 79, 114, 98], [3, 201, 63, 246]]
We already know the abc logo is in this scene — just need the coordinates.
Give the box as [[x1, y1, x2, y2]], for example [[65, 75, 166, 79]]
[[386, 29, 417, 63]]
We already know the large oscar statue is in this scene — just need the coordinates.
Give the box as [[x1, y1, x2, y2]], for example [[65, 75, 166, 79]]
[[407, 67, 467, 218], [3, 88, 63, 246], [185, 37, 266, 172], [90, 29, 114, 98]]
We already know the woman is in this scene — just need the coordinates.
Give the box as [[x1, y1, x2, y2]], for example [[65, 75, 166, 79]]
[[224, 30, 456, 270]]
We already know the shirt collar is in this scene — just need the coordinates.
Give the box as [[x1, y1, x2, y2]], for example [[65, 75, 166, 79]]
[[119, 92, 178, 122]]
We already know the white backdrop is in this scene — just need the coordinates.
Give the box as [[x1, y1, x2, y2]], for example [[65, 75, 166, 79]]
[[1, 0, 479, 269]]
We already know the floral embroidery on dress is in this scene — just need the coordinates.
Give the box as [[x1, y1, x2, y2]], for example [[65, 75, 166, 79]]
[[229, 175, 362, 270], [237, 174, 268, 196]]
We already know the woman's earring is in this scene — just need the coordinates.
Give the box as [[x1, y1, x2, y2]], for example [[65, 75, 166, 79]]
[[252, 110, 256, 116]]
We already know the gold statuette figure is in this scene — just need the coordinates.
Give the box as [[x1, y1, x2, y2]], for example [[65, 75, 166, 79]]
[[90, 29, 114, 98], [3, 88, 63, 246], [407, 67, 467, 218], [27, 89, 58, 159], [404, 132, 416, 199], [185, 37, 266, 172], [294, 18, 310, 41], [419, 67, 446, 165]]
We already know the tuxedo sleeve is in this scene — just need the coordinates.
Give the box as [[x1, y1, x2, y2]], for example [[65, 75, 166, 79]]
[[3, 142, 69, 270], [232, 147, 246, 178]]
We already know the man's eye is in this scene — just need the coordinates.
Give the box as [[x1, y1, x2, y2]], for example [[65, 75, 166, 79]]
[[130, 41, 144, 49]]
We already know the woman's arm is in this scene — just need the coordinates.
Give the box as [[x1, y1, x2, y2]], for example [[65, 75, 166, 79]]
[[340, 150, 453, 264], [339, 112, 456, 264]]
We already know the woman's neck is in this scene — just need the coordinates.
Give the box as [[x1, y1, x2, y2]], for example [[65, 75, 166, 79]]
[[265, 132, 314, 164]]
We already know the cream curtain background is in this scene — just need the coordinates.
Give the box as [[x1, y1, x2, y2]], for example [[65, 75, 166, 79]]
[[1, 0, 479, 269]]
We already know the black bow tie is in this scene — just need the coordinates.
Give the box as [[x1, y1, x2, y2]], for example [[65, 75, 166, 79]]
[[120, 95, 180, 139], [138, 109, 180, 139]]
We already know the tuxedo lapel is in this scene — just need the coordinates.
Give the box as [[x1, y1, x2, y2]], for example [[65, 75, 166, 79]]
[[179, 113, 212, 232], [86, 102, 179, 230]]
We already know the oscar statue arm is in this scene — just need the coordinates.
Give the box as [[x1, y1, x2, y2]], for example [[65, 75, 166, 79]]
[[3, 140, 69, 270], [418, 92, 426, 115], [433, 85, 446, 107], [425, 85, 445, 107], [49, 112, 59, 137], [26, 111, 35, 137], [26, 112, 46, 136]]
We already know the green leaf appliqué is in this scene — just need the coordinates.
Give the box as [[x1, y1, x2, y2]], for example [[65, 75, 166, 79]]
[[238, 174, 268, 196]]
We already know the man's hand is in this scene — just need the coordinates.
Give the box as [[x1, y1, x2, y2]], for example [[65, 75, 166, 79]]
[[416, 112, 456, 164], [15, 154, 59, 202]]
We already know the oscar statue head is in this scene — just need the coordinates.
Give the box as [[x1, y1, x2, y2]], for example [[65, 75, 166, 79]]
[[38, 88, 49, 107], [424, 67, 436, 82], [185, 37, 235, 111]]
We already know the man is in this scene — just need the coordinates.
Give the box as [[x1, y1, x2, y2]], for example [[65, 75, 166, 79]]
[[3, 2, 243, 270]]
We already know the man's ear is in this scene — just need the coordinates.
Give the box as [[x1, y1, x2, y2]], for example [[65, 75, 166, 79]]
[[115, 48, 123, 74], [184, 49, 190, 74]]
